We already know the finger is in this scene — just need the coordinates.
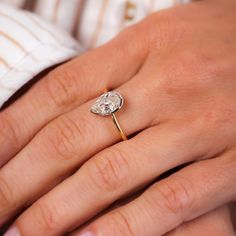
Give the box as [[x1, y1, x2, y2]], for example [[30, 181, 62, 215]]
[[7, 121, 217, 236], [0, 74, 157, 225], [75, 150, 236, 236], [0, 23, 149, 166], [165, 205, 235, 236]]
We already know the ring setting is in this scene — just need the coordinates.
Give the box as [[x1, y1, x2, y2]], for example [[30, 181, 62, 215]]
[[91, 91, 127, 141]]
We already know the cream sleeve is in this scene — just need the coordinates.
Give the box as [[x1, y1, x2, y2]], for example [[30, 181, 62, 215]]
[[0, 3, 81, 107], [0, 0, 191, 107]]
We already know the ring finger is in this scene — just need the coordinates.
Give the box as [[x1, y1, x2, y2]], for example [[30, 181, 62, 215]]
[[0, 25, 148, 167], [0, 75, 156, 225]]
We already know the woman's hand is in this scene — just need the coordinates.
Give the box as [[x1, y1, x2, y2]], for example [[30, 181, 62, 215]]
[[1, 0, 236, 235]]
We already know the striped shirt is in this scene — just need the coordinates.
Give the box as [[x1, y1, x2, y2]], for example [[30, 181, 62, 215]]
[[0, 0, 190, 107]]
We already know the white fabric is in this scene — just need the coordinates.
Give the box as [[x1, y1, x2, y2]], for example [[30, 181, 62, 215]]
[[0, 3, 80, 107], [0, 0, 190, 107]]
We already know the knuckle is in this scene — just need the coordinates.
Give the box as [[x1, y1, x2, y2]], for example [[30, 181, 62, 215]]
[[117, 11, 187, 55], [88, 148, 130, 192], [45, 66, 79, 108], [146, 176, 194, 217], [160, 51, 219, 97], [222, 150, 236, 201], [118, 24, 148, 52], [160, 46, 232, 98], [0, 176, 14, 211], [35, 202, 58, 232], [184, 51, 223, 83], [141, 12, 187, 50], [0, 113, 21, 150], [108, 211, 135, 236], [44, 114, 86, 161]]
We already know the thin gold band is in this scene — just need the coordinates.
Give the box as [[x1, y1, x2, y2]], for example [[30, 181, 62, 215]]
[[111, 113, 128, 141]]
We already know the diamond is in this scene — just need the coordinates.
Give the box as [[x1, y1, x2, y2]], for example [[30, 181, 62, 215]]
[[91, 91, 123, 116]]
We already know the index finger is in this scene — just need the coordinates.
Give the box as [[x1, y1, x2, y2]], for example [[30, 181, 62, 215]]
[[0, 25, 148, 166]]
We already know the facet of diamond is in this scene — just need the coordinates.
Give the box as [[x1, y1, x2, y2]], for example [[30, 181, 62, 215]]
[[91, 91, 123, 116]]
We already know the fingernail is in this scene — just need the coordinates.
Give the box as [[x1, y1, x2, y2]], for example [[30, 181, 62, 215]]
[[78, 231, 95, 236], [4, 226, 20, 236]]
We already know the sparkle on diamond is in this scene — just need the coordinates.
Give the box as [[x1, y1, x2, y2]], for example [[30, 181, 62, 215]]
[[91, 91, 123, 116]]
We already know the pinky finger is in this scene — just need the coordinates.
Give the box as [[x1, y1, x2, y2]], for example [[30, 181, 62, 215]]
[[75, 150, 236, 236]]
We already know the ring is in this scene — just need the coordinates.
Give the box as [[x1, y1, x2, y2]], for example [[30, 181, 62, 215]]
[[90, 91, 128, 141]]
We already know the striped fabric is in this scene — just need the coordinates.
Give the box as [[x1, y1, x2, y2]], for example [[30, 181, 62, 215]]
[[0, 0, 190, 107]]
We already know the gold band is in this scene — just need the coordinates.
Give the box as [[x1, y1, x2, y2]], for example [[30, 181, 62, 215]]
[[91, 90, 127, 141], [111, 113, 128, 141]]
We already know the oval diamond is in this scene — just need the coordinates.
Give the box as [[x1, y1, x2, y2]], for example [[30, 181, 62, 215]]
[[91, 91, 123, 116]]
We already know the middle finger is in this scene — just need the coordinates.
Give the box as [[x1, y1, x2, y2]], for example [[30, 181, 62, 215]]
[[0, 76, 154, 225]]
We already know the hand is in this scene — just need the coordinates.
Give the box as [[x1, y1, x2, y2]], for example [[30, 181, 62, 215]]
[[1, 0, 236, 235]]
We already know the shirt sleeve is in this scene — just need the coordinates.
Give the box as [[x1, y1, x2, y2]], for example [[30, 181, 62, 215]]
[[0, 2, 81, 108]]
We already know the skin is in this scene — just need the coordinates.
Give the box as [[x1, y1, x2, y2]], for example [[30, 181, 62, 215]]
[[70, 205, 235, 236], [165, 205, 235, 236], [0, 0, 236, 235]]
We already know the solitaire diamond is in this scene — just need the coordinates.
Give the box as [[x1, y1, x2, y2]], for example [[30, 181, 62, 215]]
[[91, 91, 123, 116]]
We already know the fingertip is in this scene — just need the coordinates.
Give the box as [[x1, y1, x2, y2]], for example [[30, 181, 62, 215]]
[[3, 226, 20, 236]]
